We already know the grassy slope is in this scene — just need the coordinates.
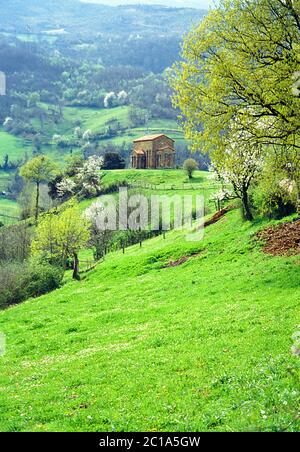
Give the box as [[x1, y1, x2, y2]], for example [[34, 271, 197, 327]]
[[100, 169, 211, 186], [0, 198, 19, 224], [78, 169, 217, 214], [0, 206, 299, 431], [62, 106, 184, 146], [0, 130, 31, 161], [39, 105, 183, 142], [63, 106, 131, 133], [0, 130, 22, 219]]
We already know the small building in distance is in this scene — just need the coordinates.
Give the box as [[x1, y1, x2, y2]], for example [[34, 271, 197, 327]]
[[131, 134, 176, 169]]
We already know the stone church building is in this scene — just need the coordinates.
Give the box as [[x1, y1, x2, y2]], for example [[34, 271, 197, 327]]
[[131, 134, 176, 169]]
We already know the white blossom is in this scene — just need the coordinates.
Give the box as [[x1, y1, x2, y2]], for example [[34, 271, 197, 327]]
[[3, 117, 13, 127], [56, 178, 76, 197], [77, 156, 104, 197], [82, 129, 92, 141], [104, 92, 116, 108], [52, 134, 62, 142], [210, 188, 234, 203], [117, 90, 128, 104], [74, 127, 82, 139], [279, 179, 296, 195]]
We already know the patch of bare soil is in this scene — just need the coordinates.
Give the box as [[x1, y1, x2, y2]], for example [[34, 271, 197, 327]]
[[204, 205, 235, 228], [257, 219, 300, 256], [165, 256, 189, 268]]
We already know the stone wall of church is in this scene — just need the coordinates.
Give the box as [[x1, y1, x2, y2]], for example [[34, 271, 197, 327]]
[[133, 141, 155, 168], [133, 136, 175, 169]]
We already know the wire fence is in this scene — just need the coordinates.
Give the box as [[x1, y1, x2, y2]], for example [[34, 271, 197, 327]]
[[127, 182, 220, 191], [78, 259, 100, 274], [0, 212, 20, 226]]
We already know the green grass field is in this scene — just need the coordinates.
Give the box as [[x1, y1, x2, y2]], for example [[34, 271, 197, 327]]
[[0, 130, 32, 162], [63, 106, 131, 133], [78, 169, 219, 216], [0, 168, 299, 432], [101, 169, 210, 187], [96, 127, 185, 148], [0, 198, 19, 225], [62, 106, 184, 147]]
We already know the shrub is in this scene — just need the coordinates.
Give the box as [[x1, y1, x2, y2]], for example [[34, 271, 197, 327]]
[[183, 158, 198, 179], [0, 261, 63, 309], [253, 173, 297, 219], [0, 222, 32, 262], [25, 262, 64, 299]]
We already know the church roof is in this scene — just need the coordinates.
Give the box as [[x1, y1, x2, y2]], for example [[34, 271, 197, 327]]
[[132, 149, 145, 155], [133, 134, 175, 143]]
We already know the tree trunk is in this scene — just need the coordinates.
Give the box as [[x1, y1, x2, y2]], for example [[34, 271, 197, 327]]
[[297, 188, 300, 218], [73, 252, 80, 280], [35, 181, 40, 224], [242, 190, 253, 221]]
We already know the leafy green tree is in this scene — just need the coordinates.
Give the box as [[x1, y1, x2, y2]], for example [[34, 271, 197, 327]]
[[31, 202, 90, 280], [211, 123, 262, 220], [20, 156, 57, 223], [171, 0, 300, 213], [2, 154, 9, 170], [183, 158, 198, 179], [27, 92, 40, 108], [172, 0, 300, 150], [103, 152, 125, 170]]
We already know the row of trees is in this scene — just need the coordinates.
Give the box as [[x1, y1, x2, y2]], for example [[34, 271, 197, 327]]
[[171, 0, 300, 221], [18, 154, 106, 223]]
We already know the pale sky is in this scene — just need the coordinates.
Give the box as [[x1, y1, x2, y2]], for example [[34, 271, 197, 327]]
[[81, 0, 214, 9]]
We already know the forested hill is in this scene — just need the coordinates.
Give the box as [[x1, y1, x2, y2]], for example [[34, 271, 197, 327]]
[[0, 0, 206, 36]]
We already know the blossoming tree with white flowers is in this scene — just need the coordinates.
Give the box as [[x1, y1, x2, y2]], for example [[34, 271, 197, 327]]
[[76, 155, 104, 198]]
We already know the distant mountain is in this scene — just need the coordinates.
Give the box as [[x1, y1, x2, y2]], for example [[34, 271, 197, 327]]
[[0, 0, 206, 36], [80, 0, 212, 8]]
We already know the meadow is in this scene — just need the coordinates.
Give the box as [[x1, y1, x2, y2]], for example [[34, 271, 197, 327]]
[[78, 169, 218, 217], [0, 169, 299, 432], [29, 104, 184, 145], [0, 198, 19, 225], [100, 169, 209, 187], [0, 129, 32, 162]]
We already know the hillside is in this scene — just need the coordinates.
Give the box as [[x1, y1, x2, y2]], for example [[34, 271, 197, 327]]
[[0, 0, 206, 36], [0, 172, 299, 431], [0, 0, 204, 216]]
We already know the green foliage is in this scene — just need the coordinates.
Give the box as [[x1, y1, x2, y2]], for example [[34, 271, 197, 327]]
[[171, 0, 300, 153], [20, 155, 57, 221], [32, 201, 90, 279], [0, 260, 63, 309], [0, 222, 32, 262], [183, 158, 198, 179], [170, 0, 300, 219], [253, 161, 297, 219], [20, 155, 57, 185], [102, 153, 125, 170]]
